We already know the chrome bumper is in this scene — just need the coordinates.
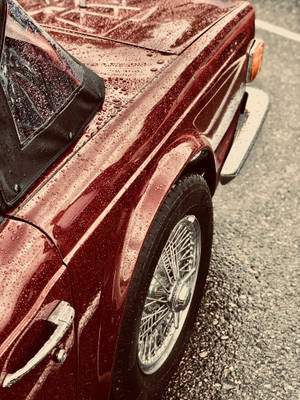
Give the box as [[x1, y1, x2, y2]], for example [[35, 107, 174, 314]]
[[220, 87, 269, 184]]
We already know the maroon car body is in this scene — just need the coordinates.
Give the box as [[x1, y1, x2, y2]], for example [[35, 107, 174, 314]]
[[0, 1, 267, 399]]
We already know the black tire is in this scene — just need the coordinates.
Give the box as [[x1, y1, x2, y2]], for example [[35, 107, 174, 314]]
[[111, 174, 213, 400]]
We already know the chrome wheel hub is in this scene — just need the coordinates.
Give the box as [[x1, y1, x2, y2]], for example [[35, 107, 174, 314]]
[[138, 215, 201, 374], [171, 281, 192, 312]]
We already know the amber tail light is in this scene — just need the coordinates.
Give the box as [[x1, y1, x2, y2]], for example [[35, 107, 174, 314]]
[[247, 39, 264, 83]]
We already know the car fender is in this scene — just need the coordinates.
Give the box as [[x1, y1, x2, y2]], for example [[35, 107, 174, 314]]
[[116, 137, 213, 301]]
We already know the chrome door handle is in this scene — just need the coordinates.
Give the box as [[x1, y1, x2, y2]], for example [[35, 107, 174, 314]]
[[2, 301, 75, 388]]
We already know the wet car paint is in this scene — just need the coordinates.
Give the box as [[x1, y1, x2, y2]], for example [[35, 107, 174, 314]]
[[1, 0, 255, 398], [18, 0, 239, 53], [47, 30, 177, 106], [0, 218, 76, 399]]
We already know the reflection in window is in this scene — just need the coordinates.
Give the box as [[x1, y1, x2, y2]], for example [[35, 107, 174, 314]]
[[0, 0, 83, 146]]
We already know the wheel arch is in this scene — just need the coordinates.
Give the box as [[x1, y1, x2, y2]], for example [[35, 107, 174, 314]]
[[179, 148, 217, 196], [116, 139, 216, 290]]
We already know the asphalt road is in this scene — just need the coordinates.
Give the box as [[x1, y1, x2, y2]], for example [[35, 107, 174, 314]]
[[163, 1, 300, 399]]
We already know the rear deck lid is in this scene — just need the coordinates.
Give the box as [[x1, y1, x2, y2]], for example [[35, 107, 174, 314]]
[[19, 0, 240, 54]]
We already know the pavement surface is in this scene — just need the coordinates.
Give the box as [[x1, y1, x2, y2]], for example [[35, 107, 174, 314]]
[[163, 1, 300, 399]]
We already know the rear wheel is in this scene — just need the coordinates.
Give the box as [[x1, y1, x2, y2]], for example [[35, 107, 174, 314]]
[[111, 174, 213, 400]]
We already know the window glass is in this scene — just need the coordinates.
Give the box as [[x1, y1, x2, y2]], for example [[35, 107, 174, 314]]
[[0, 0, 83, 147]]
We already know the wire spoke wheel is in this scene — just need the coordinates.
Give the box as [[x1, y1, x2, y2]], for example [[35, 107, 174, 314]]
[[138, 215, 201, 374], [111, 175, 213, 400]]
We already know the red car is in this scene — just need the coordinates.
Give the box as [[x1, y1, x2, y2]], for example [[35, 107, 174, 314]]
[[0, 0, 268, 399]]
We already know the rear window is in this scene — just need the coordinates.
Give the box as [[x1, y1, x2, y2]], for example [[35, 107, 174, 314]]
[[0, 0, 83, 147]]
